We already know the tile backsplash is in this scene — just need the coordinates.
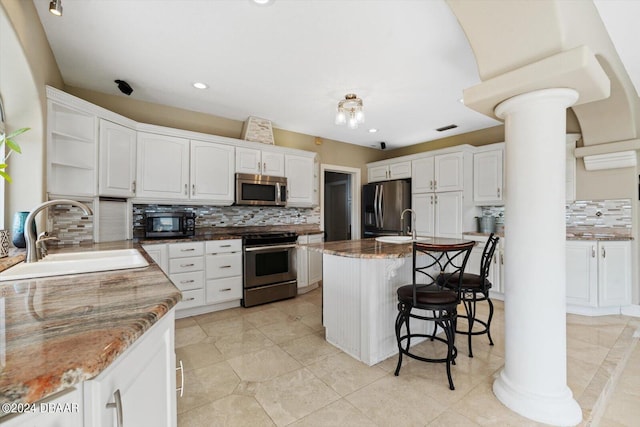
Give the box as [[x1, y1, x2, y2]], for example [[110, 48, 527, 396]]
[[565, 199, 632, 228]]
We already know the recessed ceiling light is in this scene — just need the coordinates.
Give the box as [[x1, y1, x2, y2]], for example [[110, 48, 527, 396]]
[[368, 128, 378, 133], [251, 0, 274, 5], [193, 82, 208, 89]]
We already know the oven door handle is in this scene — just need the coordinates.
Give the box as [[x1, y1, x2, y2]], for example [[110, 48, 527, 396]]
[[244, 244, 297, 253]]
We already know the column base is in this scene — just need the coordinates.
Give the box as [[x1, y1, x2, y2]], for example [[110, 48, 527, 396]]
[[493, 369, 583, 426]]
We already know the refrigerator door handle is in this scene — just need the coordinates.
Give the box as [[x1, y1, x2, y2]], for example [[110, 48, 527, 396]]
[[373, 184, 379, 228], [379, 184, 384, 228]]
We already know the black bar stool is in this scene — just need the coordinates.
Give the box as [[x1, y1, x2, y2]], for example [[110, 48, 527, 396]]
[[394, 240, 475, 390]]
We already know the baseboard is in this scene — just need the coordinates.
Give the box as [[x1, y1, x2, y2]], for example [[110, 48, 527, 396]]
[[621, 304, 640, 318]]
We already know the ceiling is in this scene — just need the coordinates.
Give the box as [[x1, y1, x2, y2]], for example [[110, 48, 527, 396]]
[[33, 1, 636, 150]]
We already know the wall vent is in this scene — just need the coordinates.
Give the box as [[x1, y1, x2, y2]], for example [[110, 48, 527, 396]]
[[436, 124, 458, 132]]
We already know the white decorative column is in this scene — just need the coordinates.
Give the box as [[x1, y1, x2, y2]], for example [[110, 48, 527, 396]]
[[493, 88, 582, 426]]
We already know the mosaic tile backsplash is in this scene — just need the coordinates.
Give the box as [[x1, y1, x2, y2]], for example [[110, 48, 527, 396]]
[[565, 199, 632, 228], [48, 203, 94, 246]]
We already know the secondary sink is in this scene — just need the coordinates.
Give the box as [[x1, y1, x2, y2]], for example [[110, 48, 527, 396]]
[[375, 236, 431, 244], [0, 249, 149, 282]]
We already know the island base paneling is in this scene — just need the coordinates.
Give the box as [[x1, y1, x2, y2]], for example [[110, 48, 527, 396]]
[[322, 254, 431, 366]]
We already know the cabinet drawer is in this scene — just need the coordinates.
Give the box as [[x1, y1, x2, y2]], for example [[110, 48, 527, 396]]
[[206, 253, 242, 279], [206, 276, 242, 304], [169, 242, 204, 258], [205, 239, 241, 254], [177, 289, 205, 310], [169, 256, 204, 274], [170, 271, 204, 291]]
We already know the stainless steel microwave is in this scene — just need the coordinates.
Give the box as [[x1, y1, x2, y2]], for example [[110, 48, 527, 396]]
[[235, 173, 287, 206]]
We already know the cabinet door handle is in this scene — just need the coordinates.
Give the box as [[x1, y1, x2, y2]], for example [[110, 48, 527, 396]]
[[434, 195, 437, 204], [131, 180, 136, 193], [500, 253, 504, 264], [180, 263, 195, 267], [181, 248, 196, 252], [192, 184, 195, 195], [176, 360, 185, 397], [433, 180, 437, 190], [263, 162, 267, 172], [106, 389, 123, 427], [601, 246, 606, 258], [497, 187, 501, 198], [184, 183, 188, 195], [592, 246, 596, 258]]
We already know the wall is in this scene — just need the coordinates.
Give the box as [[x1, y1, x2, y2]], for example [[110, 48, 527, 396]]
[[0, 0, 63, 228]]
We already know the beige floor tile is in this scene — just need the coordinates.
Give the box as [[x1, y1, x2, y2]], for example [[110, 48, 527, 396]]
[[567, 356, 600, 399], [289, 399, 376, 427], [566, 323, 625, 349], [176, 341, 225, 371], [600, 391, 640, 427], [299, 310, 324, 332], [212, 328, 275, 358], [276, 300, 322, 317], [306, 352, 388, 396], [178, 394, 275, 427], [280, 333, 340, 366], [227, 346, 302, 382], [199, 316, 256, 340], [256, 318, 315, 344], [255, 368, 341, 426], [175, 324, 207, 348], [243, 306, 293, 327], [346, 375, 448, 426], [567, 336, 611, 367], [176, 317, 198, 329], [177, 360, 240, 414], [192, 306, 244, 325], [427, 409, 482, 426]]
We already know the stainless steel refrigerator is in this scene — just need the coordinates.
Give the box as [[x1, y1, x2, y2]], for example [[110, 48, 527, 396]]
[[362, 180, 411, 237]]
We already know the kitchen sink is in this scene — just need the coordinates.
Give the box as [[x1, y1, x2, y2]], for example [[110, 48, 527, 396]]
[[0, 249, 149, 282], [375, 236, 431, 244]]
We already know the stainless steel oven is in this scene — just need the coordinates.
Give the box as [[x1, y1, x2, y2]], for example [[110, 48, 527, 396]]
[[242, 232, 297, 307]]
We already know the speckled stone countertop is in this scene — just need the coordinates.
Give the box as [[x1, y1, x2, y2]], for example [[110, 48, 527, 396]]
[[464, 227, 633, 241], [303, 237, 476, 259], [0, 241, 181, 411]]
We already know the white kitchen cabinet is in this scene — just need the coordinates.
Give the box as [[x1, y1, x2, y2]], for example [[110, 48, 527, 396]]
[[473, 148, 503, 205], [47, 100, 98, 197], [3, 387, 84, 427], [411, 152, 463, 193], [205, 239, 243, 304], [297, 233, 323, 292], [142, 243, 168, 273], [413, 192, 463, 238], [168, 242, 205, 311], [236, 146, 285, 176], [367, 161, 411, 183], [136, 132, 190, 200], [99, 119, 137, 197], [566, 240, 631, 313], [463, 234, 505, 297], [84, 310, 176, 427], [566, 137, 577, 202], [285, 153, 317, 207], [190, 140, 235, 204]]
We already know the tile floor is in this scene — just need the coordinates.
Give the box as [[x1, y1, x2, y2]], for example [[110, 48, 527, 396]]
[[175, 287, 639, 427]]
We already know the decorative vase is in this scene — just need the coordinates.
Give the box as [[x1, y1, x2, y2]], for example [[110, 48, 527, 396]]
[[0, 230, 9, 258], [11, 211, 34, 249]]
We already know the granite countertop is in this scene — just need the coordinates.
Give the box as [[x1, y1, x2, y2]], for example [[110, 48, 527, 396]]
[[0, 241, 181, 411], [464, 228, 633, 241], [303, 237, 476, 259]]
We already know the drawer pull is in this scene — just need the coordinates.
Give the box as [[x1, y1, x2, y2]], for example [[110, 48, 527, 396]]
[[184, 297, 196, 302], [220, 244, 231, 248], [180, 279, 195, 284], [180, 263, 195, 267], [176, 359, 185, 397], [220, 288, 232, 292], [219, 265, 232, 269], [106, 389, 123, 427], [181, 248, 196, 252]]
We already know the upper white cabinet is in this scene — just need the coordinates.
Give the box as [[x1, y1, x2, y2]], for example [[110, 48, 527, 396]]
[[47, 100, 98, 196], [566, 135, 579, 202], [566, 240, 631, 313], [236, 146, 285, 176], [412, 191, 463, 238], [285, 153, 317, 207], [136, 132, 190, 200], [99, 119, 137, 198], [368, 160, 411, 183], [411, 152, 463, 193], [190, 140, 235, 204], [473, 147, 504, 205]]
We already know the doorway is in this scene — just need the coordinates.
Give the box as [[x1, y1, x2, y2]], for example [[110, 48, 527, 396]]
[[320, 165, 361, 242]]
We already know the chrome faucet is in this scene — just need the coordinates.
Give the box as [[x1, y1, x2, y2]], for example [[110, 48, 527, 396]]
[[401, 208, 417, 240], [24, 199, 93, 263]]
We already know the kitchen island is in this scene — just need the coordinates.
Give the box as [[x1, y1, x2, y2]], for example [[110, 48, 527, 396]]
[[0, 242, 181, 426], [305, 237, 475, 366]]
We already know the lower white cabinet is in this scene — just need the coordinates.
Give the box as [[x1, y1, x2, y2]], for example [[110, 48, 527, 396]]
[[142, 240, 243, 317], [297, 233, 323, 292], [84, 310, 176, 427], [566, 240, 631, 312], [463, 234, 504, 296], [6, 311, 177, 427]]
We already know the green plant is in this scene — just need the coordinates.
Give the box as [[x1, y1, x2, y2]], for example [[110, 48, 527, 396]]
[[0, 127, 29, 182]]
